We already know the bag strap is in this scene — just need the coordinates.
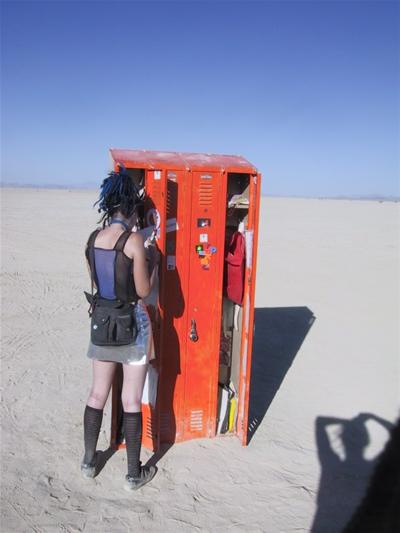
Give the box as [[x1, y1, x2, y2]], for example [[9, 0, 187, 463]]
[[86, 229, 101, 316], [113, 230, 132, 253]]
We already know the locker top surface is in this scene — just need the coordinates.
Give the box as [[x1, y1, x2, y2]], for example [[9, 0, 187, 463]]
[[110, 148, 258, 173]]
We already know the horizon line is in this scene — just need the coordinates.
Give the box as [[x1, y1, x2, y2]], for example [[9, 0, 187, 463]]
[[1, 182, 399, 202]]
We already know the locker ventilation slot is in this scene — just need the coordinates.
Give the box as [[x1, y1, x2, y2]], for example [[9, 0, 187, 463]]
[[199, 183, 213, 206], [160, 412, 172, 433], [167, 180, 178, 218], [145, 416, 155, 440], [190, 410, 203, 431]]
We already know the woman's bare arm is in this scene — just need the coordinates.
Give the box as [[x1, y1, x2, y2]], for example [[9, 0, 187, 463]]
[[85, 246, 97, 290], [127, 233, 152, 298], [146, 244, 160, 289]]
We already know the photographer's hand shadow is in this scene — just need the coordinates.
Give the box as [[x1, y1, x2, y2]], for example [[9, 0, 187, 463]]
[[311, 413, 393, 533]]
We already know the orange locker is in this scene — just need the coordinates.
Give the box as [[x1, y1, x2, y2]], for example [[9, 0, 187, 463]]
[[109, 149, 261, 450]]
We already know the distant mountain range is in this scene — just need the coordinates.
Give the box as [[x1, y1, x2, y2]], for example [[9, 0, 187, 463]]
[[1, 182, 399, 202]]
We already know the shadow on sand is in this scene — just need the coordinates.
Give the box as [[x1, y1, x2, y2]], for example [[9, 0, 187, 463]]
[[247, 306, 316, 444], [311, 413, 394, 533]]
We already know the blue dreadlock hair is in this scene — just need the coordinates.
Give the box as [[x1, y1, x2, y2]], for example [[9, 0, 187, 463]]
[[94, 165, 145, 227]]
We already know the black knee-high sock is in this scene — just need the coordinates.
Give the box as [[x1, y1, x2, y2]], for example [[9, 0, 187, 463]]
[[83, 405, 103, 464], [123, 411, 142, 478]]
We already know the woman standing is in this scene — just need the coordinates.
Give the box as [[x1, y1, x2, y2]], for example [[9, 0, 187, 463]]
[[81, 168, 159, 491]]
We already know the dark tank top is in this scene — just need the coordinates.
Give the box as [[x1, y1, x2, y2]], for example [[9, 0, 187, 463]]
[[85, 229, 139, 303]]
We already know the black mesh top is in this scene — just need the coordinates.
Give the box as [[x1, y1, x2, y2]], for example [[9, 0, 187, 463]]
[[85, 229, 139, 304]]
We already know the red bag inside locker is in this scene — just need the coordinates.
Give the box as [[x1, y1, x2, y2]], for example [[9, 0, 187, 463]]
[[224, 231, 246, 305]]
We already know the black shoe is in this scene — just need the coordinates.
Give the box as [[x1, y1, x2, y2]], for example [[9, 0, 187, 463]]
[[124, 463, 157, 491], [80, 451, 99, 479]]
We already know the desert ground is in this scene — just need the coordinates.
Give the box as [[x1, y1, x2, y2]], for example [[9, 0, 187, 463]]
[[1, 188, 399, 532]]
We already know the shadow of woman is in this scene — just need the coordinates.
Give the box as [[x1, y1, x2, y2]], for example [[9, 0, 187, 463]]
[[311, 413, 393, 533]]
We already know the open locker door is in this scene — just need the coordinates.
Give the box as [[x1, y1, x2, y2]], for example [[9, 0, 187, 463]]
[[110, 168, 167, 452], [157, 169, 191, 446], [235, 172, 261, 445], [141, 168, 167, 451]]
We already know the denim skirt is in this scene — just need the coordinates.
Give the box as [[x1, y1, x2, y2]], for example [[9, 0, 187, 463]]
[[86, 301, 152, 365]]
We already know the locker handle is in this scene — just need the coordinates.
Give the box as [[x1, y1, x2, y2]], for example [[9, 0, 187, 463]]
[[189, 319, 199, 342]]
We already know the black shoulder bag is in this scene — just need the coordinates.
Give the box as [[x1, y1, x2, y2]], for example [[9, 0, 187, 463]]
[[84, 229, 138, 347]]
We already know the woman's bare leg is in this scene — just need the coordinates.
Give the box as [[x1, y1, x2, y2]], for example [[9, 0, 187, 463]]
[[87, 359, 117, 409], [121, 363, 148, 412]]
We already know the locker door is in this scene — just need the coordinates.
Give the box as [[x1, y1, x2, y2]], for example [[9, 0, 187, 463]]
[[141, 169, 168, 451], [182, 170, 227, 440], [157, 170, 191, 445], [235, 172, 261, 445]]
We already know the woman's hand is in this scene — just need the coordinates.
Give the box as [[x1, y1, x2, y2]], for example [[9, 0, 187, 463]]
[[146, 244, 160, 268]]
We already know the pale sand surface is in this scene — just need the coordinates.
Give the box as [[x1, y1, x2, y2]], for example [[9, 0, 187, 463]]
[[1, 188, 399, 532]]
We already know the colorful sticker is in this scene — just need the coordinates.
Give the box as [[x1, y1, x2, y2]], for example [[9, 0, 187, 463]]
[[199, 233, 208, 243], [200, 257, 210, 269], [195, 243, 217, 269]]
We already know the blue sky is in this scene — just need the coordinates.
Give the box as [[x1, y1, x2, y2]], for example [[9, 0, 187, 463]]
[[1, 1, 399, 197]]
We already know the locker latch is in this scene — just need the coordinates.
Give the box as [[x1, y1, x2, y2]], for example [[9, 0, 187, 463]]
[[189, 319, 199, 342]]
